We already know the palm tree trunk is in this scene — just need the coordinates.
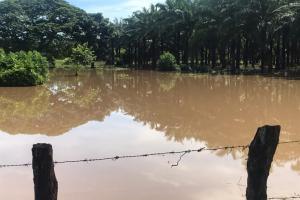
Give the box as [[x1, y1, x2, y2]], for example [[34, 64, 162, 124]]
[[219, 47, 226, 69], [211, 46, 216, 68], [269, 34, 273, 71], [230, 40, 236, 72], [205, 48, 208, 65], [183, 34, 189, 64], [142, 37, 147, 68], [291, 39, 297, 67], [250, 41, 255, 68], [235, 35, 241, 71], [287, 39, 290, 68], [281, 30, 287, 69], [275, 35, 281, 70], [175, 31, 181, 64], [243, 38, 249, 68], [151, 36, 157, 69], [296, 40, 299, 66], [260, 29, 267, 71], [200, 47, 204, 66], [195, 49, 199, 66], [111, 39, 115, 65], [134, 42, 138, 68]]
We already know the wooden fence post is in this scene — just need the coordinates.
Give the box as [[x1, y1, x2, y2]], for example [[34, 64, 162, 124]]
[[32, 143, 58, 200], [246, 125, 281, 200]]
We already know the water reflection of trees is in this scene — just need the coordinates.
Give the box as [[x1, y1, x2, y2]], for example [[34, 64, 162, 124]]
[[1, 69, 300, 168], [113, 71, 300, 168], [0, 70, 118, 135]]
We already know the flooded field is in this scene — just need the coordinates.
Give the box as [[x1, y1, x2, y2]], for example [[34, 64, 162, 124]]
[[0, 69, 300, 199]]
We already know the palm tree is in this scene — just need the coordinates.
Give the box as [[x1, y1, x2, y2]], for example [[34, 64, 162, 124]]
[[114, 0, 300, 72]]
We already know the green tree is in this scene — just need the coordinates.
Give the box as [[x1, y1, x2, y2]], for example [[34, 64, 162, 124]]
[[117, 0, 300, 73], [1, 0, 300, 73], [0, 0, 113, 64], [70, 43, 96, 76]]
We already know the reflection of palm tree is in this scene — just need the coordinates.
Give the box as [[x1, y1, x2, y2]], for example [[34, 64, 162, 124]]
[[117, 72, 300, 166], [1, 69, 300, 169]]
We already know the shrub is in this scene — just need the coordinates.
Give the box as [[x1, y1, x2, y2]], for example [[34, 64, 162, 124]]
[[0, 51, 48, 86], [158, 52, 179, 71], [63, 57, 72, 65], [70, 43, 96, 76], [0, 48, 4, 58]]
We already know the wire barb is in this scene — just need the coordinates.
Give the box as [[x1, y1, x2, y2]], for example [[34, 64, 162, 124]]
[[171, 150, 190, 168], [0, 140, 299, 169]]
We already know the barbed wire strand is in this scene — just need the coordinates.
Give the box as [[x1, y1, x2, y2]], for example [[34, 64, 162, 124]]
[[268, 194, 300, 199], [239, 194, 300, 200], [0, 140, 299, 199], [0, 145, 248, 168], [241, 193, 300, 200], [0, 139, 299, 169]]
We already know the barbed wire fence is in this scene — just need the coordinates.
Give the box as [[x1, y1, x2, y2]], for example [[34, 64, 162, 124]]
[[0, 140, 299, 169], [0, 139, 300, 199], [0, 145, 249, 168]]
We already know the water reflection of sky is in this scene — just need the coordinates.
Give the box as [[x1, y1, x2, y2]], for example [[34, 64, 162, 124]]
[[0, 111, 298, 200], [1, 70, 300, 199]]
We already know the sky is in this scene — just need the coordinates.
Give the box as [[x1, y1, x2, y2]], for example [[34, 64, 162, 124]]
[[67, 0, 165, 20]]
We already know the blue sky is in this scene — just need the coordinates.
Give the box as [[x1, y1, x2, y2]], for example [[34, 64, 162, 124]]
[[67, 0, 165, 20]]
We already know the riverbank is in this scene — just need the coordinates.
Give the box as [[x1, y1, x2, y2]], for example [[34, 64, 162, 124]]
[[54, 58, 300, 80]]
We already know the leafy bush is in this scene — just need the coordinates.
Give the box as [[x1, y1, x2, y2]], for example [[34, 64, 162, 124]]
[[158, 52, 179, 71], [62, 57, 72, 65], [0, 48, 4, 57], [0, 50, 48, 86], [70, 43, 96, 75]]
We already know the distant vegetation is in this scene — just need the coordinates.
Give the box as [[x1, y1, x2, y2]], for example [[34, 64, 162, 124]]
[[0, 50, 48, 86], [0, 0, 112, 64], [158, 52, 179, 71], [69, 43, 96, 76], [116, 0, 300, 73], [0, 0, 300, 76]]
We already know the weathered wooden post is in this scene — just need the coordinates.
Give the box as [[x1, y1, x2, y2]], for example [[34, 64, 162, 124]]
[[246, 125, 281, 200], [32, 143, 58, 200]]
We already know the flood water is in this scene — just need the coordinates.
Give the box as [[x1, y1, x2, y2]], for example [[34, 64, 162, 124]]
[[0, 69, 300, 199]]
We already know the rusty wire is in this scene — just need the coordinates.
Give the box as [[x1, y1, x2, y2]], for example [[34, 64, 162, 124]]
[[0, 140, 299, 199], [0, 140, 299, 169], [268, 195, 300, 199], [0, 144, 249, 168]]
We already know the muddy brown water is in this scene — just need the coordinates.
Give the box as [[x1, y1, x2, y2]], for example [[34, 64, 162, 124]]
[[0, 69, 300, 199]]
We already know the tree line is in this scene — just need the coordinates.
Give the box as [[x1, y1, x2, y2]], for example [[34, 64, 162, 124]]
[[1, 0, 300, 72], [115, 0, 300, 72]]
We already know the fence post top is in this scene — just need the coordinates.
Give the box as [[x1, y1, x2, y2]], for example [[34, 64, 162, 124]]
[[32, 143, 53, 150], [33, 143, 52, 147]]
